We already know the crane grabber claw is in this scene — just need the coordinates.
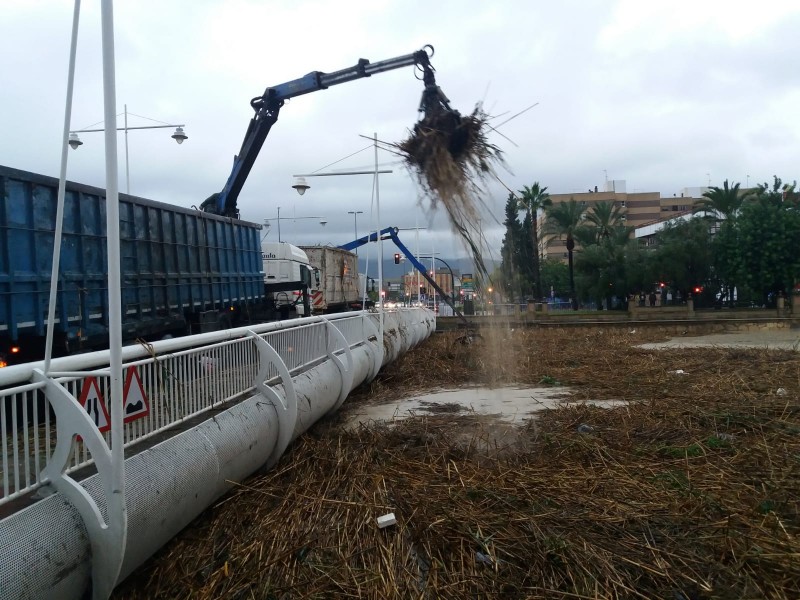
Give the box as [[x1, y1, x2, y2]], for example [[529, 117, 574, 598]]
[[415, 45, 459, 121]]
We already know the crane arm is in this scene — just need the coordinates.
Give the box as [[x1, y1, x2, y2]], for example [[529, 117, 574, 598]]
[[203, 46, 443, 218], [338, 227, 472, 327]]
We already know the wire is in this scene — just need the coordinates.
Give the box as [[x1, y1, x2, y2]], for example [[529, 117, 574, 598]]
[[73, 109, 179, 131], [125, 111, 177, 126], [310, 144, 372, 174]]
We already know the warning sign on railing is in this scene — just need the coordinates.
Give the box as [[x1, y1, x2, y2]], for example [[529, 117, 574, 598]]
[[79, 377, 110, 433], [123, 366, 150, 423]]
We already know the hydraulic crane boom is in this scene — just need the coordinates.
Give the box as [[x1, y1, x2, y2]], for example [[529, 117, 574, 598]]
[[202, 45, 449, 218], [340, 227, 472, 327]]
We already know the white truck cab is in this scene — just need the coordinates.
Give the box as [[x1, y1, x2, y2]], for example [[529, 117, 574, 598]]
[[261, 242, 319, 315]]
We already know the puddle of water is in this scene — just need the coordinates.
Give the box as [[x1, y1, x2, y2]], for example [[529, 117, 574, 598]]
[[341, 386, 625, 429]]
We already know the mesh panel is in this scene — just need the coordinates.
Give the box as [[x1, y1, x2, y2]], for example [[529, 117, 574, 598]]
[[0, 492, 90, 598], [119, 428, 220, 579], [194, 394, 274, 484]]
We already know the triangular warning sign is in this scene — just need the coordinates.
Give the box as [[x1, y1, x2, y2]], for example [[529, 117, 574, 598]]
[[79, 377, 110, 433], [122, 366, 150, 423]]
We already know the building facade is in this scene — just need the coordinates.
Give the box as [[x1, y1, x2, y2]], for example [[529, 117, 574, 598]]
[[541, 181, 707, 260]]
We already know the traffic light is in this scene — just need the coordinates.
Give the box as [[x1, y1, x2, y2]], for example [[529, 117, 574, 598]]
[[419, 285, 426, 295], [393, 253, 401, 264]]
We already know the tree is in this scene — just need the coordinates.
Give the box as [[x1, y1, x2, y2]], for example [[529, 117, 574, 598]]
[[500, 193, 526, 299], [651, 219, 714, 302], [585, 201, 628, 243], [544, 199, 587, 309], [575, 233, 643, 310], [517, 183, 551, 300], [735, 189, 800, 305], [711, 220, 740, 306], [540, 257, 570, 300], [693, 179, 745, 222]]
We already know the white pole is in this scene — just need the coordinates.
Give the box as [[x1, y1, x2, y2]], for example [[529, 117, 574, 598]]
[[431, 240, 436, 310], [374, 133, 383, 340], [100, 0, 127, 586], [124, 103, 130, 194], [415, 215, 420, 305], [45, 0, 81, 373]]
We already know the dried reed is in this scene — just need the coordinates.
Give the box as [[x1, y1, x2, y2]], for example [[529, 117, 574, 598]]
[[114, 328, 800, 600]]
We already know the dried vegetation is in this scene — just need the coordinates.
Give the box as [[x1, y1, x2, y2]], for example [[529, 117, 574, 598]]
[[114, 328, 800, 600], [395, 104, 502, 278]]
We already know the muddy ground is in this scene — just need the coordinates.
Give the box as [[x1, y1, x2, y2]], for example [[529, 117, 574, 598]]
[[114, 326, 800, 600]]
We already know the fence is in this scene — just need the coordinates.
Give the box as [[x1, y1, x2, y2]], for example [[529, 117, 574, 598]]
[[0, 311, 380, 507]]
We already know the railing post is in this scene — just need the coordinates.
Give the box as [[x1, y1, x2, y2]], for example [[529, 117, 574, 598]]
[[321, 318, 354, 414], [361, 313, 385, 381], [31, 369, 126, 600], [247, 331, 298, 468]]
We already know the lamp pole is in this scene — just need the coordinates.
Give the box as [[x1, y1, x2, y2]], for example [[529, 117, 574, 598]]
[[69, 105, 187, 194], [348, 210, 364, 254], [293, 150, 393, 339], [418, 255, 456, 304]]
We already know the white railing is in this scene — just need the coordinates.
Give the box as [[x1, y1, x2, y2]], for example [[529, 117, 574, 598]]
[[0, 311, 383, 506]]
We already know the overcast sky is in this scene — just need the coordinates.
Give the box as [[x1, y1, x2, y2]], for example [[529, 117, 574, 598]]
[[2, 0, 799, 261]]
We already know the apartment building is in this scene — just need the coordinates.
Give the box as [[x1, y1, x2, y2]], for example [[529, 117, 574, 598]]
[[541, 180, 707, 260]]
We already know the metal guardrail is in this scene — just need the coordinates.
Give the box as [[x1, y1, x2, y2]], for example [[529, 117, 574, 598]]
[[0, 311, 382, 506]]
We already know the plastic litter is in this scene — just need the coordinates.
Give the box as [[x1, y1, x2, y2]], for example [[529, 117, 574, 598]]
[[776, 388, 788, 396], [576, 424, 594, 434], [377, 513, 397, 528], [475, 551, 492, 565], [668, 369, 688, 375]]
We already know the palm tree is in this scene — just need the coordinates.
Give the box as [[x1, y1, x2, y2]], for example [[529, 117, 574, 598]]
[[693, 180, 744, 222], [586, 201, 628, 243], [544, 199, 587, 309], [517, 183, 551, 300]]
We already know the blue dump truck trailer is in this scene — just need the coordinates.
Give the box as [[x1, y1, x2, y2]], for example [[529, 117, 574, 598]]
[[0, 165, 274, 366]]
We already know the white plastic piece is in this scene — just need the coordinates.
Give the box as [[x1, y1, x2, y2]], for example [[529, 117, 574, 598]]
[[377, 513, 397, 528]]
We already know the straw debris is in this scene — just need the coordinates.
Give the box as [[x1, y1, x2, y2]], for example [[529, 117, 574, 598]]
[[114, 328, 800, 600], [395, 104, 502, 278]]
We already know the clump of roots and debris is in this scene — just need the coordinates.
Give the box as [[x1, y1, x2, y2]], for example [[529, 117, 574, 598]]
[[396, 103, 503, 278]]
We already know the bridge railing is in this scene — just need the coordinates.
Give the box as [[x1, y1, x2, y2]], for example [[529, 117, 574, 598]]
[[0, 311, 382, 507]]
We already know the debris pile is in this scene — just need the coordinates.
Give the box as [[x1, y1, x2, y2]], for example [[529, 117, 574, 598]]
[[396, 103, 502, 278], [114, 329, 800, 600]]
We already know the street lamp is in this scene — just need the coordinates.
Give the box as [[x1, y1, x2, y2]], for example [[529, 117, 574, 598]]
[[292, 176, 310, 195], [347, 210, 364, 254], [263, 206, 327, 243], [418, 254, 456, 305], [68, 104, 187, 194], [292, 137, 393, 339]]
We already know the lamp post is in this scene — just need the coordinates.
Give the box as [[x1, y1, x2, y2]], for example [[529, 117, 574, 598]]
[[68, 104, 187, 194], [292, 137, 392, 339], [347, 210, 364, 254], [418, 255, 456, 304], [263, 206, 327, 243]]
